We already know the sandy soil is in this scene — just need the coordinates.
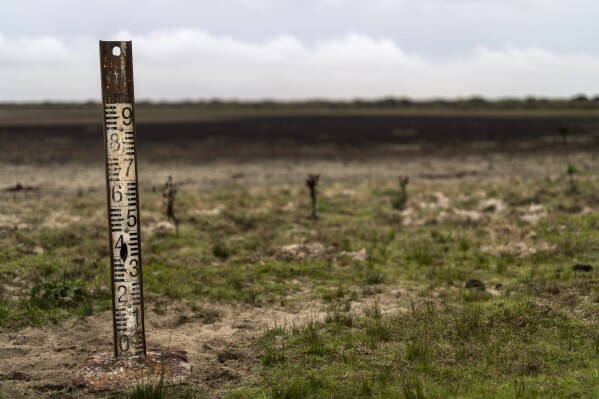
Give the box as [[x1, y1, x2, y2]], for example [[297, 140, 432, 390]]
[[0, 290, 405, 398]]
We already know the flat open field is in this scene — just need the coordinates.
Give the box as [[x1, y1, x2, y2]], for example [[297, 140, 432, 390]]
[[1, 107, 598, 398]]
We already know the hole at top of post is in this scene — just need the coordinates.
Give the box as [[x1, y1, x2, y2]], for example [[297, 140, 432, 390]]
[[112, 46, 122, 56]]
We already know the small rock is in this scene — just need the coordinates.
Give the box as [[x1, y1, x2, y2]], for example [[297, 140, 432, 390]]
[[153, 221, 177, 235], [520, 204, 547, 225], [525, 231, 538, 240], [546, 285, 560, 295], [4, 183, 37, 192], [580, 206, 595, 216], [232, 321, 253, 330], [193, 207, 223, 216], [339, 248, 367, 262], [465, 279, 486, 291], [454, 209, 483, 223], [217, 348, 242, 363], [573, 264, 593, 272], [326, 244, 339, 253], [399, 206, 423, 226], [339, 189, 357, 198], [59, 297, 74, 304], [478, 198, 506, 213], [281, 202, 295, 212], [433, 192, 451, 209], [280, 243, 325, 260]]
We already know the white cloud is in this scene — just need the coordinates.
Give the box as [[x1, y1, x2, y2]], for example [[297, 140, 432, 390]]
[[1, 29, 599, 101], [229, 0, 272, 10]]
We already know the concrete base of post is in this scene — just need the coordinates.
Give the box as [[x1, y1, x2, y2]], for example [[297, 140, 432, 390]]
[[74, 349, 191, 392]]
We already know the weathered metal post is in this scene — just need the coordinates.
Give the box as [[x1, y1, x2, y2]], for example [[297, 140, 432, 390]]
[[99, 41, 146, 358], [74, 41, 189, 392]]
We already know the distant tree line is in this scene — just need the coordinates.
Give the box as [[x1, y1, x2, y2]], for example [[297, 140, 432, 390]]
[[2, 95, 599, 110]]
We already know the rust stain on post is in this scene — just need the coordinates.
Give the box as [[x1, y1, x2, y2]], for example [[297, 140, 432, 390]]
[[99, 41, 146, 358]]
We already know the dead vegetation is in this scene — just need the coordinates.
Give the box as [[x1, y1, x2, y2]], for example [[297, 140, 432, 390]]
[[161, 175, 182, 234], [391, 176, 409, 210], [305, 174, 320, 221]]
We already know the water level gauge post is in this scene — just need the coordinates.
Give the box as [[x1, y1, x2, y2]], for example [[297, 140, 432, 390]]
[[74, 41, 189, 391], [99, 41, 146, 358]]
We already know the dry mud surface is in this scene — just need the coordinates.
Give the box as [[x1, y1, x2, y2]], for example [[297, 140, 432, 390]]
[[2, 113, 599, 192]]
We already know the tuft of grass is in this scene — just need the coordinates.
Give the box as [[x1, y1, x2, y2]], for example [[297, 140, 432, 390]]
[[405, 337, 430, 363], [261, 338, 287, 367], [513, 378, 539, 399], [401, 378, 426, 399], [271, 374, 327, 399], [365, 318, 392, 346], [324, 307, 354, 327], [260, 323, 287, 367], [454, 304, 483, 340], [212, 241, 231, 260], [0, 278, 101, 329], [153, 301, 168, 316], [29, 279, 87, 309], [566, 163, 579, 176], [365, 269, 385, 285], [363, 301, 383, 319], [321, 286, 346, 302], [406, 242, 436, 267]]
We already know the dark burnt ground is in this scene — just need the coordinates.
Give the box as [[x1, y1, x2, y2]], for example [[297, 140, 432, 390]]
[[1, 115, 598, 164]]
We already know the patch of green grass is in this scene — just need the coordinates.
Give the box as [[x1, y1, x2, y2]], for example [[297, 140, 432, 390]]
[[365, 269, 385, 285], [324, 306, 354, 327], [406, 241, 436, 267], [3, 172, 599, 397], [229, 296, 599, 398], [401, 378, 426, 399], [0, 276, 107, 329], [454, 303, 483, 340]]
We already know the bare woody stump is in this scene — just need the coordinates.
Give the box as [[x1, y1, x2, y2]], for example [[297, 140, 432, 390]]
[[74, 349, 191, 392]]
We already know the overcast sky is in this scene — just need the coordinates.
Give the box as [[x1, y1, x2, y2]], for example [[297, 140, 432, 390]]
[[2, 0, 599, 101]]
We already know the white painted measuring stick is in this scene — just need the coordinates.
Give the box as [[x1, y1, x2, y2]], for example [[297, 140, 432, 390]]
[[105, 103, 143, 355], [100, 41, 146, 358]]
